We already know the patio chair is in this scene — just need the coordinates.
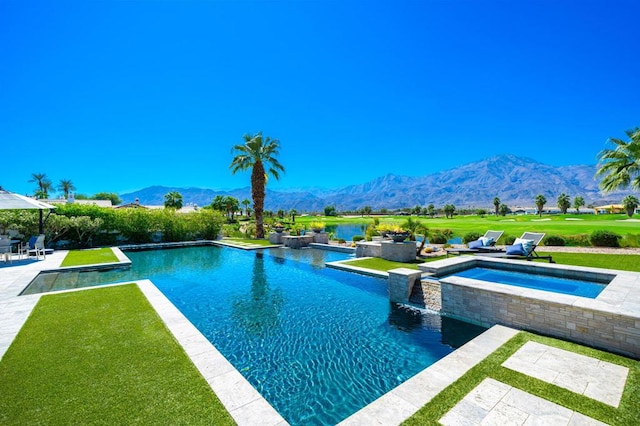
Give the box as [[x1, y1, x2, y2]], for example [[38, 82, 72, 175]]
[[28, 234, 46, 260], [478, 232, 554, 263], [0, 237, 11, 263], [446, 230, 504, 257]]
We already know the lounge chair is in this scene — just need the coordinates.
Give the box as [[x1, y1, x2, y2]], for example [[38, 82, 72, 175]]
[[478, 232, 554, 263], [446, 230, 504, 257]]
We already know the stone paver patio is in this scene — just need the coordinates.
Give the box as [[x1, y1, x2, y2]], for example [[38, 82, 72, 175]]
[[440, 378, 608, 426], [503, 341, 629, 407]]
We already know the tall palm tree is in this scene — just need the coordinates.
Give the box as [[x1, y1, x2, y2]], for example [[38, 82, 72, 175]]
[[29, 172, 51, 198], [230, 132, 285, 238], [596, 127, 640, 192], [58, 179, 76, 199], [493, 197, 500, 216], [535, 194, 547, 217], [242, 198, 251, 217], [557, 193, 571, 214], [573, 196, 585, 213]]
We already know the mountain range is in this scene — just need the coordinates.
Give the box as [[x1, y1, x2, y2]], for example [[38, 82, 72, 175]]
[[120, 155, 633, 211]]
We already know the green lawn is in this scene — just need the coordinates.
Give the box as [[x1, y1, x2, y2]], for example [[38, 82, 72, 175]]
[[225, 237, 275, 246], [538, 252, 640, 272], [342, 256, 441, 271], [0, 284, 234, 425], [60, 247, 119, 267], [404, 331, 640, 425]]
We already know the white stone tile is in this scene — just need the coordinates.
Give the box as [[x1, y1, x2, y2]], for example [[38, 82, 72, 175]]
[[479, 399, 529, 425], [567, 412, 608, 426]]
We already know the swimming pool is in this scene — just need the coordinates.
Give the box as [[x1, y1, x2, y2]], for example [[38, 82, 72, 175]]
[[441, 267, 608, 298], [23, 246, 485, 425]]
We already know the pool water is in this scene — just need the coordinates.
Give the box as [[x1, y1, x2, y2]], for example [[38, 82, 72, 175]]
[[444, 267, 607, 298], [24, 246, 485, 425]]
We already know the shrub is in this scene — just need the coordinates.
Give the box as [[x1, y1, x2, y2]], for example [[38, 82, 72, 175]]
[[621, 233, 640, 248], [430, 233, 448, 244], [590, 230, 621, 247], [462, 232, 481, 244], [564, 234, 590, 247], [352, 235, 364, 242], [544, 235, 566, 246], [503, 235, 516, 245]]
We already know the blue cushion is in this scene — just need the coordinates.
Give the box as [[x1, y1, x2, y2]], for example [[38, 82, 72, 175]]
[[479, 237, 494, 247], [468, 240, 484, 249], [506, 243, 525, 255], [513, 238, 534, 255]]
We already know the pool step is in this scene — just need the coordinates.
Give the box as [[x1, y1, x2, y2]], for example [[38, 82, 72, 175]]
[[51, 271, 79, 291], [21, 272, 59, 295], [76, 271, 100, 288]]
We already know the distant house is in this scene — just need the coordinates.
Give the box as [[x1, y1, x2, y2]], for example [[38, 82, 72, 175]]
[[115, 198, 147, 209], [594, 204, 624, 215], [44, 197, 113, 208]]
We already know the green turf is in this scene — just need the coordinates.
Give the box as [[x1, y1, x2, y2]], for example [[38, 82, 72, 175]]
[[226, 237, 274, 246], [538, 251, 640, 272], [404, 331, 640, 425], [0, 284, 234, 425], [60, 247, 119, 267], [342, 256, 442, 271]]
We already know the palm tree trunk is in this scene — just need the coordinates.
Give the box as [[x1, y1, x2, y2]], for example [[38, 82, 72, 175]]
[[252, 161, 266, 238]]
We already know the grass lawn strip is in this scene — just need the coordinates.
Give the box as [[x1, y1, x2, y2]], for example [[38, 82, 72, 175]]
[[342, 256, 440, 272], [538, 251, 640, 272], [0, 284, 234, 425], [60, 247, 119, 267], [403, 331, 639, 425]]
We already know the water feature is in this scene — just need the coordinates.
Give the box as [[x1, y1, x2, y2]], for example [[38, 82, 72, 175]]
[[22, 246, 485, 424]]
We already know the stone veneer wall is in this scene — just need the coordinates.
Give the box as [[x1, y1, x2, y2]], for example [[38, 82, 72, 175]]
[[380, 241, 416, 262], [440, 282, 640, 359]]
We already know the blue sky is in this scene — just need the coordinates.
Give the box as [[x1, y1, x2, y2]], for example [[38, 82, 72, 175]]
[[2, 0, 639, 197]]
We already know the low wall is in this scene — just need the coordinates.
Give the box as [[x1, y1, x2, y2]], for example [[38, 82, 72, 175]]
[[440, 279, 640, 359], [380, 241, 416, 262], [356, 242, 381, 258], [388, 268, 423, 304]]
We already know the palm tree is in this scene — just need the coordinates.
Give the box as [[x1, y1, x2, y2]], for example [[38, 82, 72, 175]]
[[535, 194, 547, 217], [443, 204, 455, 218], [622, 195, 639, 217], [596, 127, 640, 192], [557, 193, 571, 214], [29, 172, 51, 198], [164, 191, 183, 209], [573, 196, 585, 213], [493, 197, 500, 216], [230, 132, 285, 238], [427, 204, 435, 218], [57, 179, 76, 199], [242, 198, 251, 217]]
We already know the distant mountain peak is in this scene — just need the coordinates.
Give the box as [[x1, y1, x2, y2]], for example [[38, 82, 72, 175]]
[[120, 155, 626, 210]]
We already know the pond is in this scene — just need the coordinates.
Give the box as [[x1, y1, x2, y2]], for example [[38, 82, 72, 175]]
[[326, 224, 462, 244]]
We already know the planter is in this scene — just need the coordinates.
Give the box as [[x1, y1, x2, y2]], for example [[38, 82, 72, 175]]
[[312, 228, 324, 233], [389, 232, 410, 242], [274, 227, 285, 234]]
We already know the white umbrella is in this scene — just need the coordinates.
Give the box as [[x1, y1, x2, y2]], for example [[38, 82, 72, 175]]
[[0, 187, 56, 234]]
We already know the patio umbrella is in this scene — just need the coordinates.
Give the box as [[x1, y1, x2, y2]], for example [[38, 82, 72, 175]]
[[0, 187, 56, 234]]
